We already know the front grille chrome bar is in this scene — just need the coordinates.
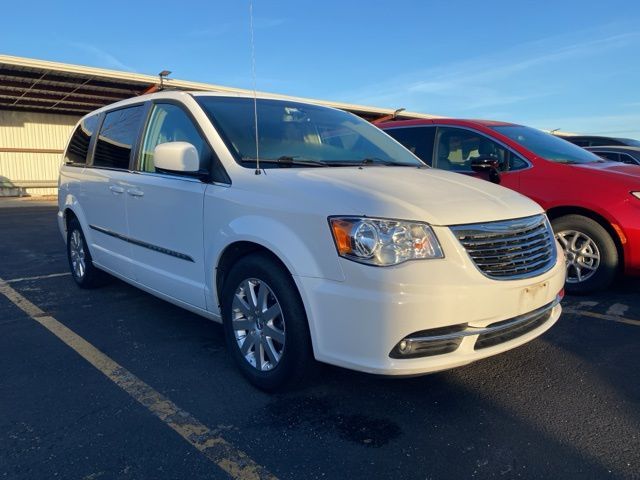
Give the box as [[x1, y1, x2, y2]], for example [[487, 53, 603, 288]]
[[389, 295, 561, 358], [410, 295, 560, 343], [451, 214, 557, 280]]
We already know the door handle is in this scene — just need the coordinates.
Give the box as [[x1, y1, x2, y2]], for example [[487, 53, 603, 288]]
[[127, 189, 144, 197], [109, 185, 125, 194]]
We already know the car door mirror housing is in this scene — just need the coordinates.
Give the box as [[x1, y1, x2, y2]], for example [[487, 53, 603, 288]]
[[153, 142, 200, 173], [471, 156, 501, 184]]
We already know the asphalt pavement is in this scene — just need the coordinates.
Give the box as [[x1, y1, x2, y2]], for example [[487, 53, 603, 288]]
[[1, 202, 639, 479]]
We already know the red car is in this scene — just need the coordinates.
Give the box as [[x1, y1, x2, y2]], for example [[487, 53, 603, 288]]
[[379, 118, 640, 294]]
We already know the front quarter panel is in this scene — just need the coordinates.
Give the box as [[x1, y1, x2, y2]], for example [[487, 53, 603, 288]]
[[202, 183, 345, 314]]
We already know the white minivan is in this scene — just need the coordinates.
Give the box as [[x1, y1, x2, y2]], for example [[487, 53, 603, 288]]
[[58, 91, 565, 390]]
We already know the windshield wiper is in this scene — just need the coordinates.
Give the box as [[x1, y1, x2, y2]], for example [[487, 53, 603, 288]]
[[240, 156, 329, 167], [361, 157, 396, 165], [332, 157, 424, 167]]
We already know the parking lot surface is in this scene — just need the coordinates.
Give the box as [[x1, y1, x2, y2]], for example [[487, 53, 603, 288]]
[[1, 203, 639, 479]]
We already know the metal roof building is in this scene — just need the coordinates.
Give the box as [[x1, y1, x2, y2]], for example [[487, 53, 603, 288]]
[[0, 54, 436, 196]]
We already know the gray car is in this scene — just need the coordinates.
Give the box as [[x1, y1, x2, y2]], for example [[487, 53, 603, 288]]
[[586, 146, 640, 166]]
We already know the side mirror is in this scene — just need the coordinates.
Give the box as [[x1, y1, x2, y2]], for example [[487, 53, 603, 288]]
[[153, 142, 200, 173], [471, 155, 501, 184]]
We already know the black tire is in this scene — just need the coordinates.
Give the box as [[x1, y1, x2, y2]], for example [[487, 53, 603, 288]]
[[221, 252, 314, 391], [66, 217, 109, 288], [551, 214, 618, 295]]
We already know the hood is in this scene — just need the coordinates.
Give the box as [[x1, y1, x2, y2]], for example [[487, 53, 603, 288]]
[[262, 166, 543, 226], [570, 161, 640, 183]]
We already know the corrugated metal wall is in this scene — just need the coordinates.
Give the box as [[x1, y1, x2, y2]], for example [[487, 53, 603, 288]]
[[0, 111, 80, 196]]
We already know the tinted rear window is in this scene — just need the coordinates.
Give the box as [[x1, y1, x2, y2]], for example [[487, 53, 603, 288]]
[[65, 115, 99, 165], [385, 126, 435, 166], [93, 106, 144, 170], [492, 126, 602, 164], [593, 151, 620, 162]]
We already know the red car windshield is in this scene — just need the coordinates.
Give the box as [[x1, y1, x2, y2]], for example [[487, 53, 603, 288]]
[[492, 125, 602, 164]]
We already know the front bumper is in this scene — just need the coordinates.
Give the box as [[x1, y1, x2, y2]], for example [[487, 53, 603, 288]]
[[608, 195, 640, 275], [295, 225, 566, 376]]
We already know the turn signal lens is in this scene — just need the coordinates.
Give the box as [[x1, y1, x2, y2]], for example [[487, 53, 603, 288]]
[[329, 216, 444, 266], [330, 219, 353, 254]]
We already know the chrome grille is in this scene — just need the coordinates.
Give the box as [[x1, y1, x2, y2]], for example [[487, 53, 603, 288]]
[[450, 214, 556, 280]]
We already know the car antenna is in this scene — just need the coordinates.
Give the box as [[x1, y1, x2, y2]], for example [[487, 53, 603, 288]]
[[249, 0, 261, 175]]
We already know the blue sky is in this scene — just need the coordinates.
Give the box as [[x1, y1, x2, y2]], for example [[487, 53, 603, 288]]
[[2, 0, 640, 138]]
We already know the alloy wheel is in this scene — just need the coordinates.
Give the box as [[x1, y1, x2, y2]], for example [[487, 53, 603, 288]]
[[231, 278, 286, 371], [555, 229, 600, 283], [69, 229, 86, 280]]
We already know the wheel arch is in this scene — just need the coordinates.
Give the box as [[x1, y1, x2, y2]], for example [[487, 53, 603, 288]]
[[60, 200, 95, 257], [215, 241, 292, 304], [213, 239, 322, 365], [59, 191, 90, 235], [63, 207, 79, 232], [546, 205, 624, 267], [205, 215, 344, 315]]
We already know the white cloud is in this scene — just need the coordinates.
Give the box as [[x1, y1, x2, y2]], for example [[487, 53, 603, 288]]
[[339, 28, 640, 115], [68, 42, 133, 71], [528, 113, 640, 138]]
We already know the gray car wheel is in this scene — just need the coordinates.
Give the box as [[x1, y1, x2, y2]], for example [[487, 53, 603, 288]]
[[552, 214, 618, 294], [221, 252, 315, 391]]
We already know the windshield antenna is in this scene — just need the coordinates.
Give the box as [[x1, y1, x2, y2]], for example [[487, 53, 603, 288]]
[[249, 0, 261, 175]]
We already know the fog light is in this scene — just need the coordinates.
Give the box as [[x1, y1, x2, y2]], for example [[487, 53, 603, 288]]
[[390, 325, 467, 359]]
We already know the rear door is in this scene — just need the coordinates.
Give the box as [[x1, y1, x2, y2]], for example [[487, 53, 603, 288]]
[[384, 126, 436, 166], [592, 151, 621, 163], [125, 101, 211, 308], [81, 105, 145, 277]]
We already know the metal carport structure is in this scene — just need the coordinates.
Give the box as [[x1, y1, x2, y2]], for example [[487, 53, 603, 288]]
[[0, 54, 436, 195]]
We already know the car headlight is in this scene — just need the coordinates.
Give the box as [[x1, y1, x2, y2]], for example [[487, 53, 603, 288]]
[[329, 216, 444, 266], [632, 192, 640, 200]]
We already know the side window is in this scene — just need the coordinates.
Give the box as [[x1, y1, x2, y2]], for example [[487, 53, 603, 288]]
[[64, 115, 99, 165], [435, 127, 520, 172], [595, 151, 620, 162], [93, 106, 144, 170], [139, 103, 210, 173], [620, 153, 638, 165], [509, 153, 529, 171], [385, 127, 435, 166]]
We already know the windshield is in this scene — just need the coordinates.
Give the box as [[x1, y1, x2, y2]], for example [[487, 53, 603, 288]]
[[491, 125, 603, 164], [196, 96, 423, 167]]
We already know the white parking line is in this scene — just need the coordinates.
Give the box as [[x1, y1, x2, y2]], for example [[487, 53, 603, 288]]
[[6, 272, 71, 283], [0, 277, 277, 480], [564, 308, 640, 327], [606, 303, 630, 317]]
